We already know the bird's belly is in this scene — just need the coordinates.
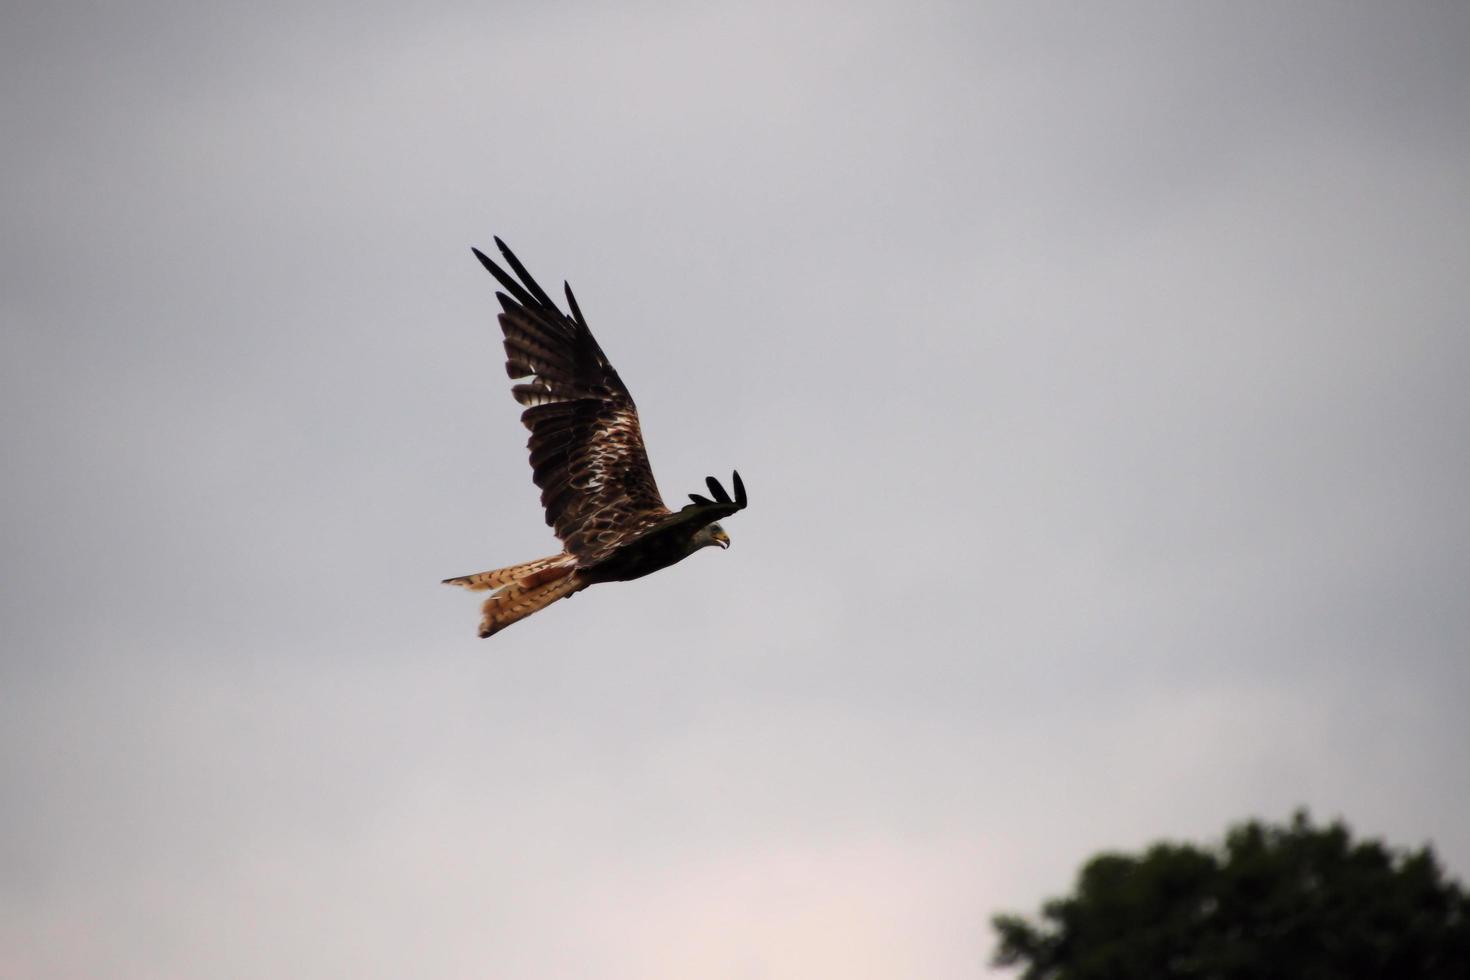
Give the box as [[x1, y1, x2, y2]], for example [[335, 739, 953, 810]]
[[583, 538, 689, 584]]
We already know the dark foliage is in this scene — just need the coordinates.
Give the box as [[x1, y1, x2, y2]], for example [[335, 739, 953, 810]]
[[991, 811, 1470, 980]]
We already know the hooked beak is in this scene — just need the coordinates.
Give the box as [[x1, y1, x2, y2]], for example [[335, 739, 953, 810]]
[[712, 529, 731, 549]]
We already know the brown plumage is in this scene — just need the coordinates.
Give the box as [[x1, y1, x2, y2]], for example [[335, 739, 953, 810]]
[[444, 238, 748, 638]]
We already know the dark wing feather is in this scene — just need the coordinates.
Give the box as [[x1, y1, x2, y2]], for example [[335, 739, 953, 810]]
[[679, 471, 748, 523], [474, 240, 669, 564]]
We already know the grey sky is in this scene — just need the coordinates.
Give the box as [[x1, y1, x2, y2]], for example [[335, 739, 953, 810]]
[[3, 2, 1468, 976]]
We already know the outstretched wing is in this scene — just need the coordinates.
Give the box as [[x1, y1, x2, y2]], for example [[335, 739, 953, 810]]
[[473, 238, 669, 564], [681, 471, 749, 524]]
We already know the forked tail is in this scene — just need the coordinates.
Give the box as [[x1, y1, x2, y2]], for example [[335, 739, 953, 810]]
[[442, 554, 586, 638]]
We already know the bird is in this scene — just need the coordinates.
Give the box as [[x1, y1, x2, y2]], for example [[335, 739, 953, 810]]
[[443, 238, 747, 638]]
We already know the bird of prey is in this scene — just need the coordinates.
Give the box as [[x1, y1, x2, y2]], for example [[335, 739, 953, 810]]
[[444, 238, 747, 638]]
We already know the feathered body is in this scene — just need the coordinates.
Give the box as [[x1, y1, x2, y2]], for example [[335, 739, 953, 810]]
[[444, 238, 747, 637]]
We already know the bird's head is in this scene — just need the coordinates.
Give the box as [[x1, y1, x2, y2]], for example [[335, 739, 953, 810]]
[[694, 523, 731, 551]]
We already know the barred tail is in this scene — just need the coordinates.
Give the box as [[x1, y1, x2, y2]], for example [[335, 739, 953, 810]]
[[474, 567, 585, 638], [442, 554, 570, 592], [441, 553, 585, 638]]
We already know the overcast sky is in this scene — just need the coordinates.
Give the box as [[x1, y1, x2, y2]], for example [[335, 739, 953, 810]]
[[3, 2, 1468, 977]]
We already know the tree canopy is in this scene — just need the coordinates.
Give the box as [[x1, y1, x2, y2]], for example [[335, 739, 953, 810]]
[[991, 811, 1470, 980]]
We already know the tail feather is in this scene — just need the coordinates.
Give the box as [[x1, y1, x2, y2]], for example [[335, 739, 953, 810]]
[[476, 569, 585, 638], [442, 555, 567, 592], [442, 552, 585, 638]]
